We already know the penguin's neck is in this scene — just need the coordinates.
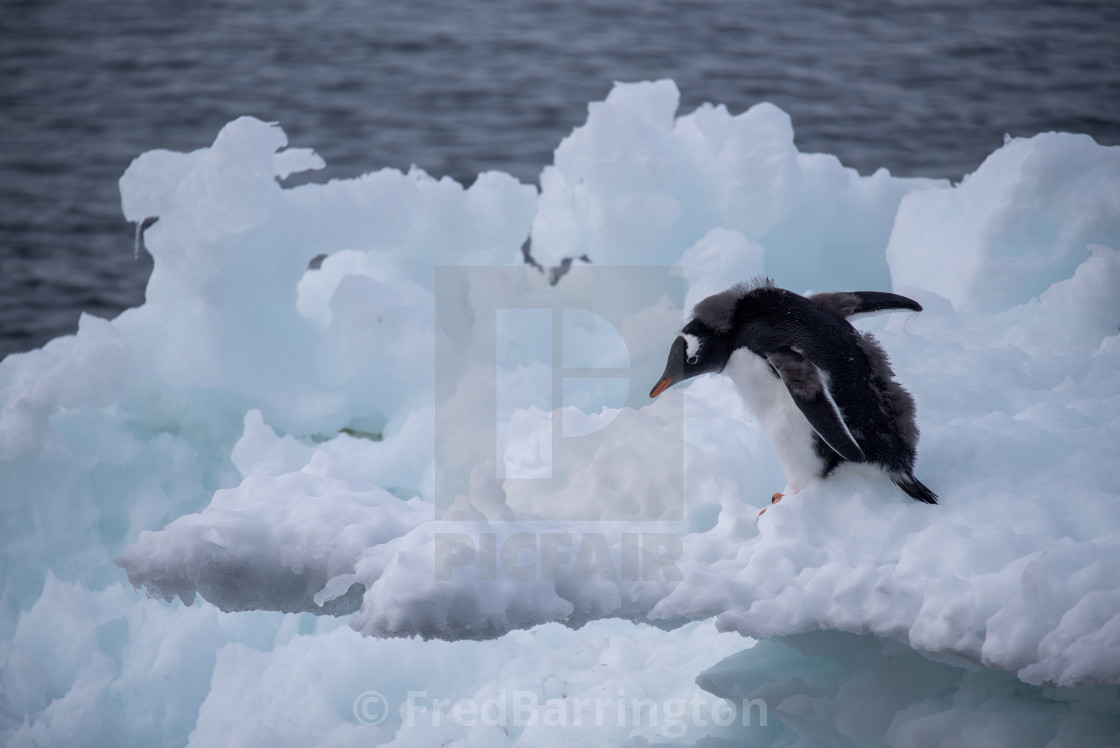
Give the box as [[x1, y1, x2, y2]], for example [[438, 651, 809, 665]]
[[723, 347, 827, 492]]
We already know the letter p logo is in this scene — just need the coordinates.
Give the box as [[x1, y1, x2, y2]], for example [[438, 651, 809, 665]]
[[435, 266, 684, 521]]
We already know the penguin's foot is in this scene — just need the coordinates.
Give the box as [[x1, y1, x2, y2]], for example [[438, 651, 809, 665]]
[[758, 492, 784, 517]]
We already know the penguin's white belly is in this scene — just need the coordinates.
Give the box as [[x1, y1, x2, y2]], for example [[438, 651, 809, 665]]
[[724, 347, 826, 491]]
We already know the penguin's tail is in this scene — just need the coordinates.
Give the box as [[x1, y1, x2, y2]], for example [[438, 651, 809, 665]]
[[891, 472, 938, 504]]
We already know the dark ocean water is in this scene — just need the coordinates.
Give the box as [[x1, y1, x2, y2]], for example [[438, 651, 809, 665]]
[[2, 0, 1118, 360]]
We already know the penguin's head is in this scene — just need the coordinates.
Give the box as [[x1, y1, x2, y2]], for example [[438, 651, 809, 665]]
[[649, 319, 731, 397]]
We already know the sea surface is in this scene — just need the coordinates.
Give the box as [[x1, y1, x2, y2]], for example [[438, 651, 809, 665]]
[[2, 0, 1118, 360]]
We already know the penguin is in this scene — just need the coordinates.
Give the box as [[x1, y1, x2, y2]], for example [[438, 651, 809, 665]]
[[650, 278, 936, 510]]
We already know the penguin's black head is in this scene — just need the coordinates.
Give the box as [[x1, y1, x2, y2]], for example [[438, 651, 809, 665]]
[[649, 319, 731, 397]]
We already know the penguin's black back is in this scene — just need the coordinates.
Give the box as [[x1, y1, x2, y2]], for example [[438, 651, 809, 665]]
[[728, 285, 934, 501]]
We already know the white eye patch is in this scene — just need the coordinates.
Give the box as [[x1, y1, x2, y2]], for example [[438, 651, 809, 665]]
[[682, 333, 701, 359]]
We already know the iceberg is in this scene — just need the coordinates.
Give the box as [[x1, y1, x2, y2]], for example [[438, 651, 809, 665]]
[[3, 80, 1120, 746]]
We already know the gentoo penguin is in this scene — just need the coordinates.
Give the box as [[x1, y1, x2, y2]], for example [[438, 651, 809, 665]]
[[650, 279, 936, 508]]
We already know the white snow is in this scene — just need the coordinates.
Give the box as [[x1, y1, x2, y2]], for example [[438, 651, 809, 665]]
[[3, 79, 1120, 746]]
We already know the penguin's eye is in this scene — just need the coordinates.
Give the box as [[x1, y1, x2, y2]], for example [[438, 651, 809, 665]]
[[687, 355, 699, 365]]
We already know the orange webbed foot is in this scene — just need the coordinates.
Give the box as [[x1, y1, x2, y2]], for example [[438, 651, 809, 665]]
[[758, 492, 784, 517]]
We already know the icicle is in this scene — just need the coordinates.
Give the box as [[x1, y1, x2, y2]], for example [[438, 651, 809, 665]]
[[133, 220, 142, 260]]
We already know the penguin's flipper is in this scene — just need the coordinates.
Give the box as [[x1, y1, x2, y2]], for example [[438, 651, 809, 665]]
[[809, 291, 922, 319], [766, 350, 867, 463]]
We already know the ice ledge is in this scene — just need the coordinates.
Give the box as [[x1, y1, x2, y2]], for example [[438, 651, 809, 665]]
[[118, 445, 1120, 688], [696, 630, 1120, 745]]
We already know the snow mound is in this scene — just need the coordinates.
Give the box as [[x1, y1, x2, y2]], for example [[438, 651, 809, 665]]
[[888, 131, 1120, 313]]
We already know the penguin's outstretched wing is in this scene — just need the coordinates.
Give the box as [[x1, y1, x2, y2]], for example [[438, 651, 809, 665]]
[[809, 291, 922, 319], [766, 349, 867, 463]]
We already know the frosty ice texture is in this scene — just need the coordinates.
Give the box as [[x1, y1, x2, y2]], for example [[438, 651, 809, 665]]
[[3, 80, 1120, 746]]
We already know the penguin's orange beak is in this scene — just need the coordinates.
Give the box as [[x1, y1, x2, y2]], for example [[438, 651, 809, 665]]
[[650, 376, 677, 398]]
